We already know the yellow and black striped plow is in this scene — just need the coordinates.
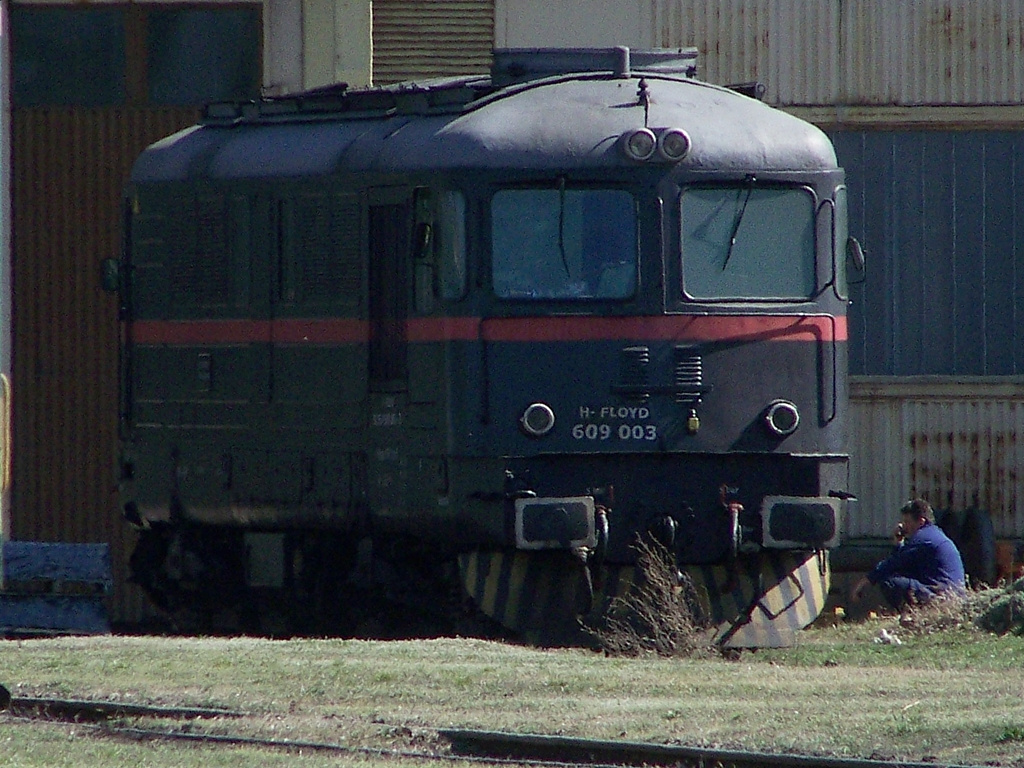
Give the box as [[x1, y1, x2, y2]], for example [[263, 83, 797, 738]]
[[459, 550, 595, 646], [459, 549, 829, 648]]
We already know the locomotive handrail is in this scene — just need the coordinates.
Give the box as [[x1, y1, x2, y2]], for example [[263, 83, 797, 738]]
[[201, 48, 710, 127], [822, 314, 838, 425], [0, 373, 10, 492]]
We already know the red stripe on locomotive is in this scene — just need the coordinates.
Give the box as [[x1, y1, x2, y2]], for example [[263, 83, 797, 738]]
[[130, 314, 847, 345]]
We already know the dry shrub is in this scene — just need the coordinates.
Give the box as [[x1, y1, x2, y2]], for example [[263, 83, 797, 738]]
[[896, 592, 977, 635], [896, 577, 1024, 637], [589, 535, 714, 657], [974, 577, 1024, 636]]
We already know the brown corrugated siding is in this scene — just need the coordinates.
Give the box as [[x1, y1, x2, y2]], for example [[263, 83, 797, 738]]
[[11, 107, 199, 623], [373, 0, 494, 84]]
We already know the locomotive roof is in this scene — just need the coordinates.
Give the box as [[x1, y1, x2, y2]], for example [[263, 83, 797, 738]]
[[131, 48, 837, 184]]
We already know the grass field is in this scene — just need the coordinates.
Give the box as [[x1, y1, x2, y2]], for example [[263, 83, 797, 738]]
[[1, 612, 1024, 768]]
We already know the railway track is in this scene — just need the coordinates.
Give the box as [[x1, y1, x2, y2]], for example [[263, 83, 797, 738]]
[[1, 693, 976, 768], [441, 729, 963, 768]]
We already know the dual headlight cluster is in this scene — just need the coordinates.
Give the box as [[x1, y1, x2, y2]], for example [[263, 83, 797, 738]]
[[619, 127, 691, 163]]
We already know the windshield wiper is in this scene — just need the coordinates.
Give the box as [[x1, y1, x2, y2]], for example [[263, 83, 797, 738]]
[[723, 175, 755, 270]]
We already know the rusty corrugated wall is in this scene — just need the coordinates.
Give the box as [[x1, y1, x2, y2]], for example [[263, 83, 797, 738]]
[[849, 379, 1024, 541], [372, 0, 494, 85], [838, 0, 1024, 106], [644, 0, 840, 106], [12, 107, 199, 623], [497, 0, 1024, 107], [648, 0, 1024, 105]]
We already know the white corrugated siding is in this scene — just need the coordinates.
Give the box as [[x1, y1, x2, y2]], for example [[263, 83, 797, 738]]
[[496, 0, 1024, 106], [841, 0, 1024, 106], [643, 0, 839, 106], [373, 0, 494, 85], [849, 379, 1024, 540]]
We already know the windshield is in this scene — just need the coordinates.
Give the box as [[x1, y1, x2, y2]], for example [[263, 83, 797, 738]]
[[492, 187, 637, 300], [680, 185, 815, 299]]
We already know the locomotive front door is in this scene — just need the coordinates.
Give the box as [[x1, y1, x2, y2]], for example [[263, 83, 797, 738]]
[[366, 189, 412, 519]]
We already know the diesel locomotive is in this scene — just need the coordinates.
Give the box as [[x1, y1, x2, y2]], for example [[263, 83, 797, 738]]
[[104, 47, 860, 647]]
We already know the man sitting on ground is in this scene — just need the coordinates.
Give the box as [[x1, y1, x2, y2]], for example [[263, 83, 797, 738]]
[[852, 498, 966, 612]]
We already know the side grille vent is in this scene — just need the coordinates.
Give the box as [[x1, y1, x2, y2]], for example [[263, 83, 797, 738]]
[[619, 346, 650, 401], [674, 346, 703, 403], [294, 193, 363, 306], [172, 195, 231, 306]]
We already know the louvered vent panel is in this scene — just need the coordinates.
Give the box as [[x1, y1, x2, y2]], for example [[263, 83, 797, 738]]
[[674, 346, 703, 403], [619, 346, 650, 401], [295, 193, 331, 301], [172, 195, 230, 306], [330, 194, 362, 305], [372, 0, 494, 85], [295, 193, 362, 306], [193, 196, 231, 303]]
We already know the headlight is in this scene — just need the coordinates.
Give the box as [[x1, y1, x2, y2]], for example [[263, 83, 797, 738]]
[[620, 128, 657, 161], [657, 128, 691, 161], [520, 403, 556, 437], [764, 399, 800, 437]]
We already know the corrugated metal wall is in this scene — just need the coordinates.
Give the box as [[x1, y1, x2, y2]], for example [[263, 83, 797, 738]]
[[837, 129, 1024, 541], [12, 107, 199, 623], [497, 0, 1024, 106], [644, 0, 840, 105], [850, 380, 1024, 540], [834, 131, 1024, 378], [839, 0, 1024, 106], [647, 0, 1024, 105], [373, 0, 494, 85]]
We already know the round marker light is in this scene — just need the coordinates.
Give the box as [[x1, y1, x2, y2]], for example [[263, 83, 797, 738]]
[[657, 128, 691, 161], [764, 400, 800, 437], [621, 128, 657, 161], [520, 403, 556, 437]]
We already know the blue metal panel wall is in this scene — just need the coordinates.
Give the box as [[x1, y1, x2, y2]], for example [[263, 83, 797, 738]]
[[835, 131, 1024, 377]]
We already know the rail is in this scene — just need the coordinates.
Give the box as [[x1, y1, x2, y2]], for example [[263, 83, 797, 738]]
[[1, 693, 978, 768]]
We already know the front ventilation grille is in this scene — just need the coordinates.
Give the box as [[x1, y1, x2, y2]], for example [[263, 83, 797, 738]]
[[619, 346, 650, 401], [674, 346, 703, 403]]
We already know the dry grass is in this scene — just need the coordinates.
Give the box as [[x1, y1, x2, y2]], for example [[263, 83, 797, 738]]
[[974, 577, 1024, 636], [587, 536, 715, 658], [1, 626, 1024, 767], [893, 576, 1024, 637], [4, 574, 1024, 766]]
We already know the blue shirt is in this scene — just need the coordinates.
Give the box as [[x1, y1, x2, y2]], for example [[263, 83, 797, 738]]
[[867, 521, 966, 591]]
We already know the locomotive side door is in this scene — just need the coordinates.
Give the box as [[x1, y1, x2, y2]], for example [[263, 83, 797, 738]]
[[366, 187, 412, 520]]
